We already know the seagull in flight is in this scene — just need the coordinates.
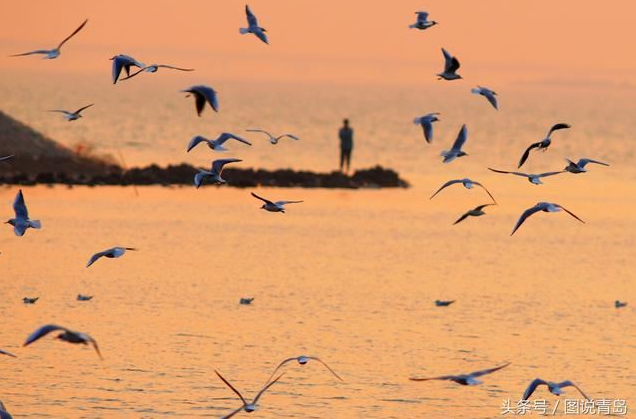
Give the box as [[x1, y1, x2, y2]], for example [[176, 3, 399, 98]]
[[194, 158, 242, 188], [251, 192, 303, 213], [410, 362, 510, 385], [511, 202, 584, 236], [119, 63, 194, 81], [86, 247, 137, 268], [518, 123, 571, 168], [5, 190, 41, 236], [454, 204, 496, 225], [245, 129, 299, 145], [430, 178, 495, 202], [48, 104, 93, 121], [413, 113, 440, 143], [110, 54, 145, 84], [0, 155, 15, 162], [488, 168, 565, 185], [215, 370, 283, 418], [187, 133, 252, 152], [471, 86, 498, 110], [23, 324, 102, 359], [9, 19, 88, 59], [0, 349, 16, 358], [265, 355, 343, 384], [240, 5, 269, 44], [522, 378, 590, 401], [409, 12, 437, 30], [435, 300, 455, 307], [181, 85, 219, 116], [563, 158, 609, 174], [441, 124, 468, 163], [437, 48, 462, 80]]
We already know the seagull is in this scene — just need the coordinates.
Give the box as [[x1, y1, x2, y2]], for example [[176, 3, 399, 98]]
[[454, 204, 496, 225], [0, 400, 13, 419], [86, 247, 137, 268], [0, 349, 16, 358], [215, 370, 283, 418], [0, 155, 14, 162], [435, 300, 455, 307], [488, 168, 565, 185], [409, 11, 438, 30], [251, 192, 303, 213], [471, 86, 498, 110], [110, 54, 145, 84], [48, 104, 93, 121], [437, 48, 462, 80], [511, 202, 584, 236], [181, 85, 219, 116], [194, 158, 242, 188], [187, 133, 251, 152], [119, 63, 194, 81], [563, 158, 609, 174], [239, 298, 254, 305], [245, 129, 299, 145], [240, 5, 269, 45], [23, 297, 39, 304], [9, 19, 88, 59], [522, 378, 590, 401], [518, 123, 571, 168], [23, 324, 102, 359], [266, 355, 343, 384], [615, 300, 628, 308], [410, 362, 510, 385], [77, 294, 93, 301], [429, 178, 495, 202], [5, 190, 41, 236], [441, 124, 468, 163], [413, 113, 440, 143]]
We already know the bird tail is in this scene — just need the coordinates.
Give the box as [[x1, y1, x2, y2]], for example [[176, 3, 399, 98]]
[[408, 24, 416, 28], [239, 28, 250, 34], [413, 117, 422, 124], [28, 220, 42, 229], [470, 88, 480, 94]]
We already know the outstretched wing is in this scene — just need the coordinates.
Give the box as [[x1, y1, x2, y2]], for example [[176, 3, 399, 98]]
[[307, 357, 343, 381], [154, 64, 194, 71], [511, 204, 545, 236], [86, 249, 111, 268], [13, 190, 28, 219], [218, 133, 252, 146], [74, 103, 94, 115], [274, 200, 303, 206], [0, 155, 15, 161], [482, 90, 498, 110], [279, 134, 299, 141], [473, 182, 496, 203], [470, 362, 510, 378], [451, 124, 467, 152], [547, 123, 571, 137], [214, 370, 247, 406], [416, 12, 429, 23], [57, 18, 88, 49], [0, 349, 16, 358], [409, 374, 456, 382], [253, 29, 269, 45], [430, 179, 462, 199], [518, 142, 541, 168], [578, 158, 609, 168], [246, 129, 270, 136], [522, 378, 548, 400], [264, 357, 297, 384], [555, 204, 585, 224], [488, 168, 529, 178], [9, 49, 52, 57], [252, 373, 284, 405], [79, 333, 103, 359], [220, 406, 244, 419], [453, 211, 472, 225], [251, 192, 275, 206], [23, 324, 66, 347], [537, 171, 565, 178], [212, 158, 242, 175], [186, 136, 210, 152], [556, 381, 590, 400], [246, 5, 259, 27]]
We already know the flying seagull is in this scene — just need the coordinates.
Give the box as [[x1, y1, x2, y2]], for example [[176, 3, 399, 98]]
[[518, 123, 571, 168], [266, 355, 343, 384], [48, 104, 93, 121], [0, 155, 14, 162], [435, 300, 455, 307], [615, 300, 627, 308], [437, 48, 462, 80], [23, 324, 102, 359], [5, 190, 41, 236], [215, 370, 283, 418], [110, 54, 145, 84], [409, 12, 437, 30], [9, 19, 88, 59], [245, 129, 299, 145], [410, 362, 510, 385], [240, 5, 269, 44], [0, 349, 16, 358], [441, 124, 468, 163], [471, 86, 498, 110], [430, 178, 495, 202], [86, 247, 137, 268], [181, 85, 219, 116], [187, 133, 251, 152], [564, 158, 609, 174], [511, 202, 584, 236], [194, 158, 242, 188], [413, 113, 440, 143], [522, 378, 590, 401], [120, 63, 194, 81], [251, 192, 303, 213], [454, 204, 496, 225], [488, 168, 565, 185], [23, 297, 39, 304]]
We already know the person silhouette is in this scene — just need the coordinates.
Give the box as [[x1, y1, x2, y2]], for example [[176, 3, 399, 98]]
[[339, 119, 353, 173]]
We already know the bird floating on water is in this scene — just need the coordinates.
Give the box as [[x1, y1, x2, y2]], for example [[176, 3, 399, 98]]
[[215, 370, 283, 418], [23, 297, 39, 304], [454, 204, 496, 225], [518, 123, 571, 168], [110, 54, 145, 84], [522, 378, 590, 401], [23, 324, 102, 359], [511, 202, 584, 236], [471, 86, 498, 110], [77, 294, 93, 301], [239, 298, 254, 305], [615, 300, 628, 308], [435, 300, 455, 307], [86, 247, 137, 268], [409, 12, 437, 30], [9, 19, 88, 60], [410, 362, 510, 385], [246, 129, 299, 145], [251, 192, 303, 213], [488, 168, 565, 185], [5, 190, 41, 236], [437, 48, 462, 80], [430, 178, 495, 202], [240, 5, 269, 45], [563, 158, 609, 174], [181, 85, 219, 116], [441, 125, 468, 163], [413, 113, 440, 143], [48, 104, 93, 121], [187, 133, 251, 152], [194, 158, 242, 188], [266, 355, 343, 383], [120, 63, 194, 81]]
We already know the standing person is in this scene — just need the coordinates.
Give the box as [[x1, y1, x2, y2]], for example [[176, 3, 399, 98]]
[[339, 118, 353, 173]]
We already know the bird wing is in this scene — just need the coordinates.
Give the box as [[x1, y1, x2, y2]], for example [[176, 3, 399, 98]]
[[199, 87, 219, 112], [13, 190, 28, 219], [474, 203, 496, 212], [409, 374, 456, 382], [9, 49, 52, 57], [307, 357, 343, 381], [86, 249, 112, 268], [441, 48, 453, 69], [48, 110, 71, 115], [221, 406, 244, 419], [488, 168, 529, 178], [279, 134, 299, 141], [193, 171, 209, 188], [450, 124, 467, 152], [453, 212, 471, 225], [154, 64, 194, 71], [57, 18, 88, 49], [417, 12, 429, 22], [537, 171, 566, 178], [473, 182, 496, 203], [555, 204, 585, 224], [547, 123, 571, 137], [556, 381, 590, 400], [23, 324, 66, 346], [470, 362, 510, 378], [0, 349, 16, 358], [80, 333, 103, 359], [429, 179, 462, 199], [420, 118, 434, 143], [251, 192, 275, 206], [510, 204, 545, 235], [74, 104, 94, 115], [245, 5, 259, 27], [264, 357, 297, 384], [118, 67, 145, 81], [193, 92, 206, 116], [447, 55, 460, 73], [214, 370, 248, 406], [0, 155, 15, 161], [482, 90, 498, 110], [518, 142, 541, 168], [522, 378, 548, 400], [254, 29, 269, 45], [212, 158, 242, 175], [112, 57, 126, 84], [252, 373, 284, 405], [578, 158, 609, 167], [274, 200, 303, 206], [219, 133, 252, 146], [246, 129, 270, 137], [186, 136, 210, 152]]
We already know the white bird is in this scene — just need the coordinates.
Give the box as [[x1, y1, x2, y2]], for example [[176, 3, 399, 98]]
[[430, 178, 495, 202], [454, 204, 496, 225], [266, 355, 343, 384], [0, 400, 13, 419], [9, 19, 88, 59], [511, 202, 584, 236], [471, 86, 498, 110], [564, 158, 609, 174], [410, 362, 510, 385], [48, 104, 93, 121], [441, 124, 468, 163], [240, 5, 269, 45], [251, 192, 303, 213], [437, 48, 462, 80], [435, 300, 455, 307], [522, 378, 590, 401], [194, 158, 242, 188], [0, 155, 14, 162], [86, 247, 137, 268], [215, 370, 283, 418], [77, 294, 93, 301], [518, 123, 571, 168], [187, 133, 251, 152], [245, 129, 299, 145], [615, 300, 627, 308], [409, 11, 438, 30], [413, 113, 440, 143], [23, 324, 102, 359], [0, 349, 16, 358], [181, 85, 219, 116], [119, 63, 194, 81], [5, 190, 41, 236], [110, 54, 145, 84], [488, 168, 565, 185]]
